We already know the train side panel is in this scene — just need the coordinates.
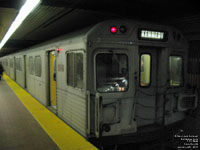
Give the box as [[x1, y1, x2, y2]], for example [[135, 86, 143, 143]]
[[15, 55, 25, 88], [2, 58, 9, 75], [26, 51, 48, 105], [56, 38, 88, 137], [9, 57, 15, 80], [0, 19, 198, 146]]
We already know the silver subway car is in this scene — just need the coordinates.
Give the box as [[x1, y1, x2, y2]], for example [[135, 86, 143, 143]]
[[85, 20, 197, 140], [0, 20, 198, 146]]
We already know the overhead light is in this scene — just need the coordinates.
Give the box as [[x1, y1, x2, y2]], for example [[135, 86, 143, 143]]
[[0, 0, 41, 50]]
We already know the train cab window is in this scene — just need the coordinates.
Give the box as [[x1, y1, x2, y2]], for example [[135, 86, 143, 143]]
[[169, 56, 183, 86], [140, 54, 151, 87], [96, 53, 128, 93], [67, 52, 83, 89], [35, 56, 41, 77], [29, 57, 34, 75]]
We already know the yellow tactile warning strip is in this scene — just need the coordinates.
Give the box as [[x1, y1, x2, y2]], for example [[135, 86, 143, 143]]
[[3, 74, 98, 150]]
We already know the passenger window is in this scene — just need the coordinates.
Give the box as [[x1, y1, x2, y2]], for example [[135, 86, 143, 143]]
[[19, 58, 22, 71], [15, 58, 19, 70], [15, 58, 21, 71], [35, 56, 41, 77], [10, 59, 13, 68], [67, 53, 74, 86], [140, 54, 151, 87], [96, 53, 128, 93], [66, 52, 83, 89], [169, 56, 183, 86], [5, 59, 8, 66], [74, 53, 83, 88], [29, 57, 34, 75]]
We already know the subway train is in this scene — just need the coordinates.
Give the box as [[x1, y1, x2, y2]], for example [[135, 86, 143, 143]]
[[0, 20, 198, 146]]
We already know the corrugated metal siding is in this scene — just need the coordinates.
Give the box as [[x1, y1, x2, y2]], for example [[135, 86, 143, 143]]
[[57, 89, 87, 137]]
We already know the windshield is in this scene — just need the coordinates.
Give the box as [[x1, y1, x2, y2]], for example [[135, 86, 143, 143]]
[[96, 53, 128, 93]]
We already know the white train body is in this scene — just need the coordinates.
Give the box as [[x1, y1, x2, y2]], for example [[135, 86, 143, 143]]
[[0, 20, 198, 144]]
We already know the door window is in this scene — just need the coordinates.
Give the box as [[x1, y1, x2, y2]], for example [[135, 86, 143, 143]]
[[140, 54, 151, 87]]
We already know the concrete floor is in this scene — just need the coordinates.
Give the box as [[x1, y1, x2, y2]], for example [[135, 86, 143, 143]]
[[0, 79, 59, 150]]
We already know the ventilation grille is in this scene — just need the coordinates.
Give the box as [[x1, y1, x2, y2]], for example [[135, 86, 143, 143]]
[[178, 95, 197, 111]]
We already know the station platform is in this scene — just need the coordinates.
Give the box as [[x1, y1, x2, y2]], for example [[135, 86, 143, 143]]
[[0, 74, 98, 150]]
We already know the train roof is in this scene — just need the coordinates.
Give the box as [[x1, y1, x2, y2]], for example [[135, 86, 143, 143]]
[[2, 19, 188, 57]]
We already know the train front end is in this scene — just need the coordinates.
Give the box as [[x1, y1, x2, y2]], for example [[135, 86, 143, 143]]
[[86, 20, 198, 145], [87, 21, 137, 140]]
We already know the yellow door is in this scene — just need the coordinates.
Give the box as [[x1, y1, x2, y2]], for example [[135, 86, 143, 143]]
[[50, 52, 56, 106]]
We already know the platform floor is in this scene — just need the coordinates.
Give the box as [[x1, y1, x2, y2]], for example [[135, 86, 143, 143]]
[[0, 74, 98, 150]]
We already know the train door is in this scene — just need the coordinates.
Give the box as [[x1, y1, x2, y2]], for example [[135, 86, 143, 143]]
[[7, 58, 10, 76], [92, 49, 130, 137], [14, 57, 16, 81], [136, 46, 163, 127], [24, 55, 27, 88], [49, 51, 57, 110]]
